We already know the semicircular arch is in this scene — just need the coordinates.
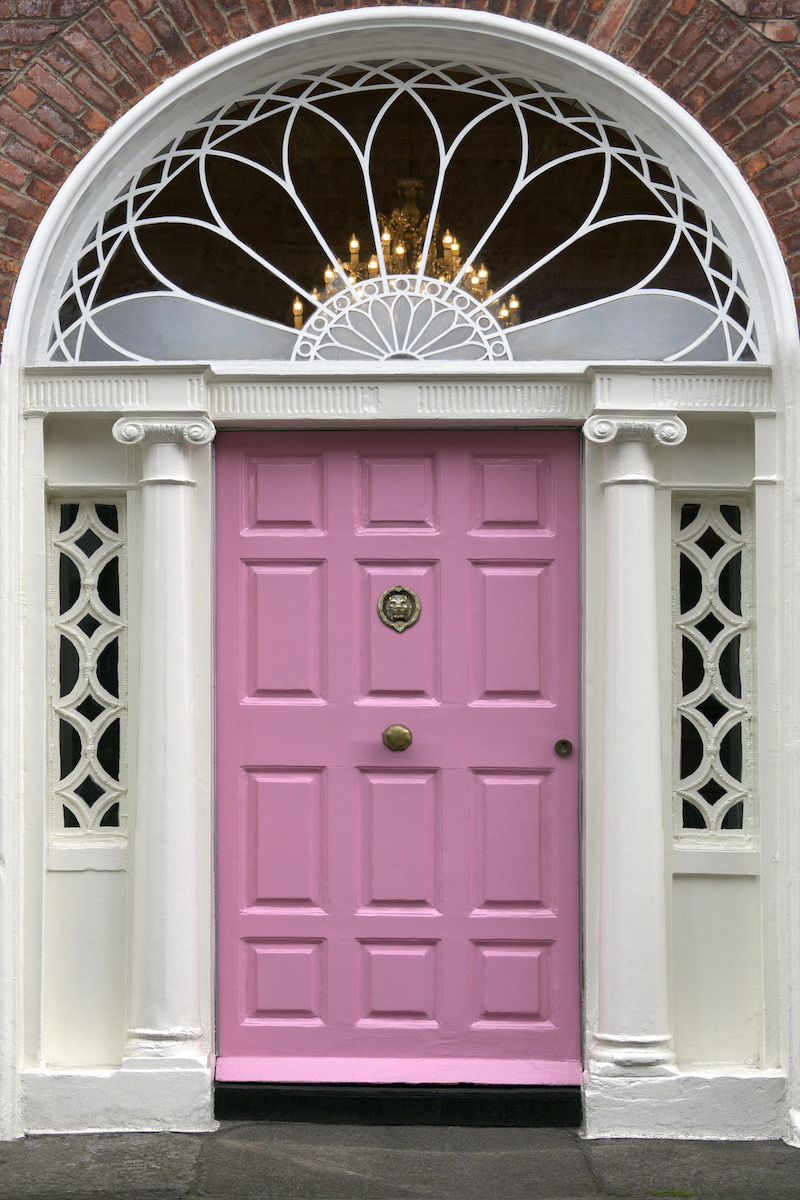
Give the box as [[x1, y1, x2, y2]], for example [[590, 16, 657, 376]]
[[4, 9, 797, 375]]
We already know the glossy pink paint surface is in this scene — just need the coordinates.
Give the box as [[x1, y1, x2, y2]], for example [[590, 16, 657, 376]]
[[216, 432, 581, 1083]]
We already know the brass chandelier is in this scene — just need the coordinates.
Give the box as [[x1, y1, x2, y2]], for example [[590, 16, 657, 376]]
[[293, 178, 520, 330]]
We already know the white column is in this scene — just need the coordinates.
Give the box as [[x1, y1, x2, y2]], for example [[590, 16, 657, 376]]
[[113, 416, 215, 1063], [584, 413, 686, 1074]]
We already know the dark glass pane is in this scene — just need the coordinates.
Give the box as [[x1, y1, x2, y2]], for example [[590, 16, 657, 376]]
[[679, 554, 702, 615], [682, 799, 707, 829], [59, 503, 79, 533], [62, 805, 81, 829], [75, 528, 103, 558], [99, 803, 120, 828], [76, 695, 104, 722], [680, 715, 703, 779], [96, 638, 119, 699], [719, 635, 742, 699], [697, 693, 727, 726], [59, 635, 79, 699], [77, 614, 101, 638], [680, 503, 700, 530], [695, 526, 724, 558], [720, 722, 743, 782], [98, 558, 120, 616], [95, 504, 119, 532], [721, 802, 744, 830], [698, 777, 727, 804], [74, 775, 105, 806], [720, 504, 741, 534], [97, 718, 120, 781], [696, 613, 724, 642], [59, 719, 81, 780], [59, 553, 81, 615], [719, 552, 742, 617], [681, 636, 704, 698]]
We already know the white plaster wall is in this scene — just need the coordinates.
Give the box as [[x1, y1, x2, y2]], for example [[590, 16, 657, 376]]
[[43, 871, 126, 1066], [672, 875, 762, 1066]]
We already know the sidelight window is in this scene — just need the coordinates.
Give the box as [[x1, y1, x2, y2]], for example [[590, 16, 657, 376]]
[[49, 499, 127, 834], [674, 497, 752, 836]]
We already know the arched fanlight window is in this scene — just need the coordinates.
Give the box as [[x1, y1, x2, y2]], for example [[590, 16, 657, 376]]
[[49, 60, 759, 364]]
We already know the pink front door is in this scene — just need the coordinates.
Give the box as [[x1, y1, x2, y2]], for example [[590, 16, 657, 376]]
[[215, 431, 581, 1084]]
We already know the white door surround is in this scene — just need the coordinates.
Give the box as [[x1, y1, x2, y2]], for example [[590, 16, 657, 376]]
[[1, 10, 798, 1142]]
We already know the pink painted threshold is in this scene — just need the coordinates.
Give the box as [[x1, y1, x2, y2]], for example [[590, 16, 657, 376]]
[[215, 431, 581, 1085], [216, 1057, 583, 1084]]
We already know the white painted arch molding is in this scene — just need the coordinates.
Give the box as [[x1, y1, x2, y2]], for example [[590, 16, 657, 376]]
[[4, 7, 797, 371]]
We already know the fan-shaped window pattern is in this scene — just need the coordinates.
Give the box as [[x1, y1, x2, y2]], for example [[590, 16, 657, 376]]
[[48, 61, 759, 365]]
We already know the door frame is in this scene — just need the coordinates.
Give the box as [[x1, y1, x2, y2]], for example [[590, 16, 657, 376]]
[[3, 9, 796, 1141], [213, 426, 583, 1085]]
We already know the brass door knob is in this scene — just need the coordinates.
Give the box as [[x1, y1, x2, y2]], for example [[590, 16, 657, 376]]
[[382, 724, 413, 751]]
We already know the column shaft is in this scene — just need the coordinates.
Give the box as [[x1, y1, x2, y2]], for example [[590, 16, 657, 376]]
[[585, 415, 685, 1074], [113, 417, 214, 1060]]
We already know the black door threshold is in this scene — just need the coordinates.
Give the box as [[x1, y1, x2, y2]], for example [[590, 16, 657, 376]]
[[214, 1082, 581, 1127]]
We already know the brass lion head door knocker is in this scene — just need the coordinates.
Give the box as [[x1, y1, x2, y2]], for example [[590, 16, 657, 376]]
[[377, 584, 421, 633]]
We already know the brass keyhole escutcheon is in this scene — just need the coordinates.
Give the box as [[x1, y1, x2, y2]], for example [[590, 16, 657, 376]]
[[383, 724, 413, 751], [554, 739, 573, 757]]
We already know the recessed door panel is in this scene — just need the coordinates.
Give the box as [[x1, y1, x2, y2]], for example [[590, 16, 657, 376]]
[[472, 563, 548, 702], [357, 562, 439, 702], [357, 941, 439, 1025], [358, 455, 438, 531], [244, 769, 326, 912], [244, 561, 325, 701], [217, 431, 580, 1083], [471, 455, 550, 532], [358, 769, 440, 911], [246, 455, 326, 533], [471, 771, 549, 912]]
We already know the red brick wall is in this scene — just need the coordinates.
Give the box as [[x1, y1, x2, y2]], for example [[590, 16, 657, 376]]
[[2, 0, 800, 344]]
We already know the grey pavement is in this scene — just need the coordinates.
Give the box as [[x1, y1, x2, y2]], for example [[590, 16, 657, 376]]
[[0, 1122, 798, 1200]]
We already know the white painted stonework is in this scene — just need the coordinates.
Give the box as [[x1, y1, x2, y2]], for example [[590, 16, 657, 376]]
[[1, 10, 799, 1143]]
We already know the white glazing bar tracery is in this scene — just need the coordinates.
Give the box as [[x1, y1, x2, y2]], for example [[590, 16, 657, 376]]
[[674, 498, 752, 835], [49, 499, 126, 834], [47, 60, 758, 366]]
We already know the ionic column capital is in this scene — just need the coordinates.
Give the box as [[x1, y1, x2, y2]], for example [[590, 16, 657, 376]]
[[112, 415, 216, 447], [584, 413, 687, 448]]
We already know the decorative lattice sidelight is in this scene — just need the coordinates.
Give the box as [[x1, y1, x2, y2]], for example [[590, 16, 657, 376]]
[[48, 60, 757, 365], [674, 499, 752, 835], [49, 501, 126, 833]]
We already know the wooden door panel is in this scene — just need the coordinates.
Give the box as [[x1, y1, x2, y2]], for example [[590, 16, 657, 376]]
[[357, 561, 440, 702], [217, 430, 581, 1084]]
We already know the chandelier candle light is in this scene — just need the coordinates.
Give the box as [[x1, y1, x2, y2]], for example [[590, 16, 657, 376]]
[[291, 178, 520, 332]]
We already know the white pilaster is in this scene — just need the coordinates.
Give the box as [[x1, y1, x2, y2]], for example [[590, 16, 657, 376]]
[[112, 417, 215, 1066], [584, 413, 686, 1075]]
